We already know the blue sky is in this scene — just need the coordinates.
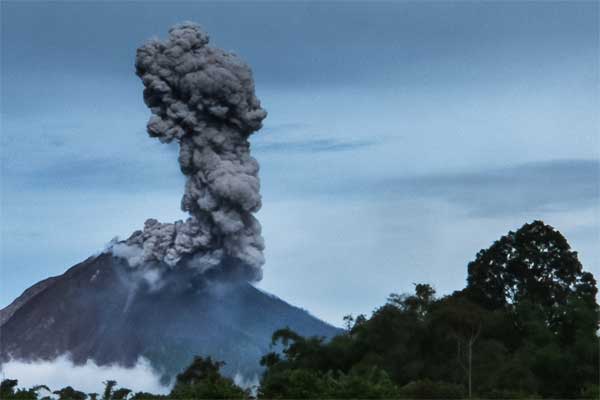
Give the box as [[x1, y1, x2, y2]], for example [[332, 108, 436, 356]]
[[1, 1, 598, 325]]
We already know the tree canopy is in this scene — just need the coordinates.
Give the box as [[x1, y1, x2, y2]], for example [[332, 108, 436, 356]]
[[466, 220, 597, 310]]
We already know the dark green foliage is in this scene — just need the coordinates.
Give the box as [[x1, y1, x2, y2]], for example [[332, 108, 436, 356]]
[[169, 356, 249, 399], [582, 384, 600, 399], [130, 392, 166, 400], [101, 381, 116, 400], [1, 380, 19, 398], [258, 367, 401, 399], [110, 388, 131, 400], [466, 220, 597, 313], [259, 222, 599, 399], [53, 386, 87, 400], [397, 379, 465, 399], [1, 380, 50, 400], [326, 368, 400, 398]]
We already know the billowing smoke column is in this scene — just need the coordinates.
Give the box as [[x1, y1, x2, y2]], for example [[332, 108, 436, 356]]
[[110, 22, 267, 282]]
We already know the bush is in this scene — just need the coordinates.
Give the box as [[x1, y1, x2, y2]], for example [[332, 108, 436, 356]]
[[582, 384, 600, 399], [169, 356, 248, 399], [398, 379, 465, 399]]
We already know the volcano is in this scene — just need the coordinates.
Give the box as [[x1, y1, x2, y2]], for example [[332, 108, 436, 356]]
[[0, 254, 340, 381], [1, 22, 341, 384]]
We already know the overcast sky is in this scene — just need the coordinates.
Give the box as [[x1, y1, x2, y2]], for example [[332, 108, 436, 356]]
[[1, 1, 598, 326]]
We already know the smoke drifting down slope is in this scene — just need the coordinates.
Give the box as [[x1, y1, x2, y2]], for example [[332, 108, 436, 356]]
[[110, 22, 267, 282]]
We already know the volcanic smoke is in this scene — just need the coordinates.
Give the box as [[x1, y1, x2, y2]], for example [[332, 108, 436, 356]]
[[109, 22, 267, 282]]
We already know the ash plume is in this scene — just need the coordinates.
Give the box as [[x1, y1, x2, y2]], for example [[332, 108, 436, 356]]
[[109, 22, 267, 282]]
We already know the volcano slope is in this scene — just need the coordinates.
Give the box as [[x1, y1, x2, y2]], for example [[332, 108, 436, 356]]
[[0, 253, 340, 381]]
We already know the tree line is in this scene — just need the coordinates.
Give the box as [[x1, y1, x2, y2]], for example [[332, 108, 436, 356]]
[[2, 221, 598, 399]]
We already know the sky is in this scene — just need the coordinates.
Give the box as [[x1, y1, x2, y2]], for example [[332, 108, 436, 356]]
[[1, 1, 599, 326]]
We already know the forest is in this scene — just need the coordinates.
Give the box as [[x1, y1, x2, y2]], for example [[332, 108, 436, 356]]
[[2, 221, 598, 399]]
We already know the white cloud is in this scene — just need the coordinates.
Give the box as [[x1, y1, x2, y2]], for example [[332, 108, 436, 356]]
[[1, 355, 170, 395]]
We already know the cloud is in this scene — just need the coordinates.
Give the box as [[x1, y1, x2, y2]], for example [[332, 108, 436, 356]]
[[2, 2, 596, 89], [9, 156, 181, 191], [254, 138, 376, 153], [0, 355, 170, 395], [1, 113, 181, 193], [260, 122, 311, 134], [375, 159, 599, 216], [253, 122, 378, 154]]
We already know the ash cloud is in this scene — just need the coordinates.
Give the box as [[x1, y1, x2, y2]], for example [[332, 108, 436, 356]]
[[108, 22, 267, 282]]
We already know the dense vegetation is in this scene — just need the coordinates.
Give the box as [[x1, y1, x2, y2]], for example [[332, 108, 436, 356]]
[[2, 221, 598, 399]]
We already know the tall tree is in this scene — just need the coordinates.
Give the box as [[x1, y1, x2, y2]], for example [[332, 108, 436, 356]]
[[466, 220, 597, 315], [102, 381, 117, 400], [431, 296, 484, 398]]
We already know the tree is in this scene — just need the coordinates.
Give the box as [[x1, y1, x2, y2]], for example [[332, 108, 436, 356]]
[[466, 221, 597, 320], [388, 284, 436, 320], [431, 295, 483, 398], [30, 385, 51, 399], [102, 381, 117, 400], [1, 380, 19, 399], [258, 367, 401, 399], [169, 356, 248, 399], [343, 314, 354, 332], [258, 368, 326, 399], [111, 388, 132, 400], [0, 380, 49, 400], [53, 386, 87, 400]]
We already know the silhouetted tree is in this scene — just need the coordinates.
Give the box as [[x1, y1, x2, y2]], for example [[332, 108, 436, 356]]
[[1, 380, 19, 399], [431, 296, 483, 398], [102, 381, 117, 400], [389, 283, 436, 320], [111, 388, 132, 400], [466, 221, 597, 315], [169, 356, 248, 399], [0, 380, 49, 400], [53, 386, 86, 400]]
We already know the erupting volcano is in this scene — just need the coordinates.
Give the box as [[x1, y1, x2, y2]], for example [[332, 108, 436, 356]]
[[0, 23, 339, 382]]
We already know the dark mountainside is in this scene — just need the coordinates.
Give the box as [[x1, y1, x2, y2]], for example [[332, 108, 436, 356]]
[[0, 276, 58, 327], [0, 253, 340, 381]]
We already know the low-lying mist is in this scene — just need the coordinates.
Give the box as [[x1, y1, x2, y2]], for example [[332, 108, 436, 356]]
[[1, 355, 170, 395]]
